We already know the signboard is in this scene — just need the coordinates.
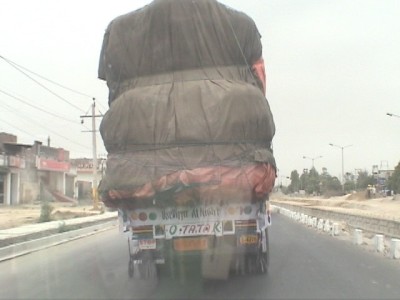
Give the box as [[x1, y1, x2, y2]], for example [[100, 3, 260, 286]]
[[37, 158, 70, 172], [173, 238, 208, 251], [377, 178, 386, 185], [75, 160, 106, 173], [8, 156, 25, 169], [126, 204, 260, 226], [138, 239, 157, 250], [165, 222, 223, 239]]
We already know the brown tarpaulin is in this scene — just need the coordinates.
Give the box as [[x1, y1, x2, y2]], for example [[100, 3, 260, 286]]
[[98, 0, 276, 207]]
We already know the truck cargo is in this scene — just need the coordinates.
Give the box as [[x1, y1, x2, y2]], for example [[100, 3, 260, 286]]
[[98, 0, 276, 280]]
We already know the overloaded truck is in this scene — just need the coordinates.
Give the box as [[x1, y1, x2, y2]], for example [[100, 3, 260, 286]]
[[98, 0, 276, 280]]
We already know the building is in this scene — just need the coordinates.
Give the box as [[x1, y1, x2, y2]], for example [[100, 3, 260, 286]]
[[372, 163, 394, 194], [33, 141, 75, 201], [0, 132, 76, 205], [70, 158, 105, 200], [0, 133, 30, 205]]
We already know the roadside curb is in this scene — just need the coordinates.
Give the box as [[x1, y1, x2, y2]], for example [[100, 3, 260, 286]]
[[271, 204, 400, 260], [270, 200, 400, 239], [0, 215, 118, 262]]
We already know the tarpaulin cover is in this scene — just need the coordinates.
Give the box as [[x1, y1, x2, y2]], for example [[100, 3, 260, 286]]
[[98, 0, 276, 208]]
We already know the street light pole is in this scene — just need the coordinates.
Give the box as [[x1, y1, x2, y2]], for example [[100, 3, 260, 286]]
[[280, 175, 290, 187], [387, 112, 400, 119], [303, 155, 323, 168], [329, 143, 353, 191]]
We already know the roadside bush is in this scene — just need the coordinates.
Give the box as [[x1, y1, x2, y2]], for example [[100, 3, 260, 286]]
[[39, 201, 54, 223]]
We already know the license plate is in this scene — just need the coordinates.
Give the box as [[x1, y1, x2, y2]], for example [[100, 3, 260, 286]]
[[139, 239, 156, 250], [173, 238, 208, 251], [165, 222, 222, 239], [239, 235, 258, 245]]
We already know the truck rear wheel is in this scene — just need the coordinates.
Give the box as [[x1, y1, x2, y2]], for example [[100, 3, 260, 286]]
[[256, 229, 269, 275], [128, 259, 134, 278]]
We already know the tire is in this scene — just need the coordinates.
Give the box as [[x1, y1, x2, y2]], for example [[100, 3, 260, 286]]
[[128, 259, 134, 278], [257, 229, 269, 275]]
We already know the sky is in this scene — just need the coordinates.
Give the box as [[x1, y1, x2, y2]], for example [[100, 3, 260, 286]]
[[1, 0, 399, 182]]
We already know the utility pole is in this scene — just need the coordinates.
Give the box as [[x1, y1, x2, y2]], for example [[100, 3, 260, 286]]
[[91, 100, 99, 210], [80, 98, 103, 210]]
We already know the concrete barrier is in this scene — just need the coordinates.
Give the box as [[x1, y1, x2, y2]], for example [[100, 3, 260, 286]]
[[0, 220, 117, 262], [271, 201, 400, 239], [317, 219, 324, 231], [312, 217, 318, 228], [391, 239, 400, 259], [354, 229, 363, 245], [323, 220, 331, 233], [374, 234, 385, 253], [272, 203, 400, 260], [332, 223, 340, 236], [307, 216, 313, 227]]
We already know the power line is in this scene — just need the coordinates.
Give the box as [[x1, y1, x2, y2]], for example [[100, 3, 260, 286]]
[[0, 101, 90, 150], [1, 56, 94, 99], [96, 99, 108, 112], [0, 118, 35, 137], [0, 88, 79, 124], [1, 55, 110, 116], [0, 55, 86, 113], [0, 118, 93, 155]]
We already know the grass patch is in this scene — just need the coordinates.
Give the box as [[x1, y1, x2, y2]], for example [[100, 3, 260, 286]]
[[58, 224, 80, 233]]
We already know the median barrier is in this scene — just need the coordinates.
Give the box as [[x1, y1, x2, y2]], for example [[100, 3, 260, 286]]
[[332, 223, 340, 236], [271, 201, 400, 239], [374, 234, 384, 253], [353, 229, 363, 245], [0, 212, 118, 262], [391, 239, 400, 259], [272, 204, 400, 260]]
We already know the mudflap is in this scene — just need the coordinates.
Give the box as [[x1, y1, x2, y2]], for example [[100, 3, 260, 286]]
[[201, 237, 235, 280], [127, 238, 158, 280], [128, 251, 158, 280]]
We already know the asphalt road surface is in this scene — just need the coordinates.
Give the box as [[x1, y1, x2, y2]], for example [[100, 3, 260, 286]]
[[1, 214, 400, 299]]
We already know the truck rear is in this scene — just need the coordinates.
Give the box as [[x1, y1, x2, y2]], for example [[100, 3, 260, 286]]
[[120, 199, 271, 279]]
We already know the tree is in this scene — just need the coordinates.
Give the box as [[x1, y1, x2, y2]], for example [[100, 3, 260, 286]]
[[343, 171, 356, 192], [344, 180, 356, 193], [285, 167, 362, 196], [319, 171, 342, 196], [288, 170, 300, 193], [388, 161, 400, 193], [356, 171, 375, 189], [326, 176, 342, 194], [300, 169, 308, 192], [306, 167, 321, 195]]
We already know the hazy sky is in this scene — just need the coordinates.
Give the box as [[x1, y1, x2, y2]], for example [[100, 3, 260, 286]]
[[1, 0, 399, 182]]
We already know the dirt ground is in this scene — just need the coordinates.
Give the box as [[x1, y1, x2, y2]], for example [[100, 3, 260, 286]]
[[270, 191, 400, 221], [0, 201, 105, 230], [1, 192, 399, 231]]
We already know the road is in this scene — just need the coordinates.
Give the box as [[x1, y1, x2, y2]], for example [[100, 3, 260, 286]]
[[1, 214, 400, 299]]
